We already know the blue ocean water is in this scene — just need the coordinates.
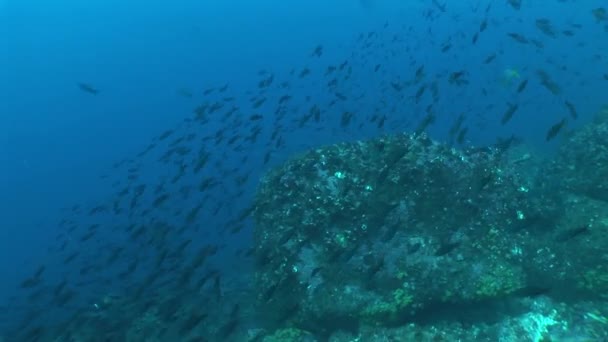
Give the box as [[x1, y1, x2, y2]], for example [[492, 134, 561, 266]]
[[1, 0, 607, 340]]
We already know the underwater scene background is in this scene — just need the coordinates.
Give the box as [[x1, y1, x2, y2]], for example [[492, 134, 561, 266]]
[[1, 0, 608, 341]]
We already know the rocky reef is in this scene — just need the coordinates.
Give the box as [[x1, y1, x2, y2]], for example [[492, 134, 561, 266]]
[[251, 111, 608, 341]]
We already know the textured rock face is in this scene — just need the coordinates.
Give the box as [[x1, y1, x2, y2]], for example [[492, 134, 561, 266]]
[[251, 131, 600, 336], [550, 107, 608, 202]]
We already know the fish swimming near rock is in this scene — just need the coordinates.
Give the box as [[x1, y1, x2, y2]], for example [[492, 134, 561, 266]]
[[546, 118, 567, 141]]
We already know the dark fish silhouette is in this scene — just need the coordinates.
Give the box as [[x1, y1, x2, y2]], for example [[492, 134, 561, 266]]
[[479, 18, 488, 32], [507, 0, 522, 10], [516, 79, 528, 93], [501, 103, 519, 125], [77, 83, 99, 95], [546, 118, 567, 141], [311, 44, 323, 57], [432, 0, 446, 12], [484, 53, 497, 64], [535, 18, 557, 37], [537, 70, 561, 95], [564, 101, 578, 119], [508, 33, 529, 44]]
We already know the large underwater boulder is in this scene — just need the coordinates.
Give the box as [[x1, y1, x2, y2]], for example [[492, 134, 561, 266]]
[[250, 132, 599, 338], [540, 106, 608, 302], [549, 106, 608, 202]]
